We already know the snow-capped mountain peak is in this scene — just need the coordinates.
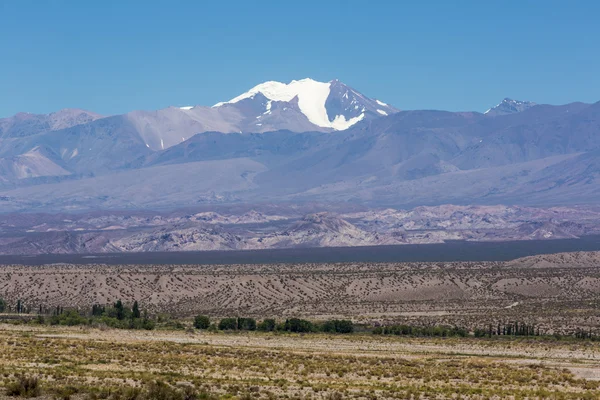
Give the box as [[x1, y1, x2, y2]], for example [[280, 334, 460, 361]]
[[213, 78, 398, 131], [484, 98, 536, 116]]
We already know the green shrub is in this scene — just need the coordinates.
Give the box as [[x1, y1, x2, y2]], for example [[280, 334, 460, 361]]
[[218, 318, 238, 330], [237, 317, 256, 331], [50, 310, 87, 326], [322, 319, 354, 334], [194, 315, 210, 329], [258, 318, 276, 331], [376, 324, 468, 337], [284, 318, 314, 333]]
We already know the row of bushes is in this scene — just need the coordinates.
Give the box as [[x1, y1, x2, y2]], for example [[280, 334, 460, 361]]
[[473, 322, 540, 338], [373, 324, 469, 337], [43, 310, 156, 330], [30, 300, 156, 330], [194, 315, 354, 333], [5, 301, 600, 341]]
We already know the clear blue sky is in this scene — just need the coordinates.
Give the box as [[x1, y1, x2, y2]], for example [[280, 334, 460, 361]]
[[1, 0, 598, 118]]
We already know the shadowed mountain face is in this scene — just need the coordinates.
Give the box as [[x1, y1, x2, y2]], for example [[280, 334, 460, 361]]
[[0, 79, 598, 212]]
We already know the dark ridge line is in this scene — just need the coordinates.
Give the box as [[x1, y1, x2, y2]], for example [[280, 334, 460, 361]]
[[1, 235, 600, 266]]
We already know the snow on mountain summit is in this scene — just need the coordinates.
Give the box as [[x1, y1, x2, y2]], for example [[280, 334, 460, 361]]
[[484, 98, 536, 116], [213, 78, 398, 130]]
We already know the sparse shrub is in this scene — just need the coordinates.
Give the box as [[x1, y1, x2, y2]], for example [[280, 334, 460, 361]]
[[113, 387, 143, 400], [180, 385, 203, 400], [52, 385, 79, 400], [6, 375, 41, 398], [146, 381, 184, 400], [326, 392, 344, 400]]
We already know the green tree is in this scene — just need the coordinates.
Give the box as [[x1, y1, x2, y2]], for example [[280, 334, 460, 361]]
[[91, 304, 105, 317], [194, 315, 210, 329], [258, 318, 276, 331], [285, 318, 314, 333], [132, 301, 141, 319], [322, 319, 353, 333], [237, 317, 257, 331], [114, 300, 125, 320], [218, 318, 238, 330]]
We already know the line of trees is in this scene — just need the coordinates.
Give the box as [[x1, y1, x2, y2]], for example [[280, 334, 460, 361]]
[[0, 298, 30, 314], [474, 322, 600, 341], [194, 315, 354, 334], [1, 300, 598, 341], [27, 300, 155, 330], [373, 324, 468, 337], [474, 322, 540, 338]]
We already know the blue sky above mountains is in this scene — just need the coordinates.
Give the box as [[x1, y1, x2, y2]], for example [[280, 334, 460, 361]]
[[1, 0, 599, 117]]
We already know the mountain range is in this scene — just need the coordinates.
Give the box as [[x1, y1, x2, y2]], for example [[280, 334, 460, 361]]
[[0, 78, 599, 213], [2, 204, 599, 255]]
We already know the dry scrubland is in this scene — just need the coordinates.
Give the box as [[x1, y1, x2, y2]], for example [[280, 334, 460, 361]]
[[1, 252, 600, 399], [0, 324, 600, 399], [1, 252, 600, 332]]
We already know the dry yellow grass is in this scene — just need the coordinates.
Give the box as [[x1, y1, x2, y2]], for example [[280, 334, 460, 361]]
[[1, 324, 599, 399]]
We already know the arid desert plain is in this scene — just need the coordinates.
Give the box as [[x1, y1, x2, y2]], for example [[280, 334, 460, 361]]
[[0, 251, 599, 399]]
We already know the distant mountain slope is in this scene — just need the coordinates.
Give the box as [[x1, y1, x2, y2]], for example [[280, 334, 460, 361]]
[[454, 102, 600, 169], [0, 146, 71, 182], [0, 109, 103, 138], [0, 158, 267, 211], [0, 85, 599, 211], [0, 115, 154, 180], [0, 78, 398, 184]]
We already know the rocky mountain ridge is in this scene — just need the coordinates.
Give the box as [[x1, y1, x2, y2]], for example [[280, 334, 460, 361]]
[[1, 204, 599, 255]]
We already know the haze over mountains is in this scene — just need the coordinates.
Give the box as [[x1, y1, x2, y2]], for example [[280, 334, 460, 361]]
[[0, 78, 599, 214]]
